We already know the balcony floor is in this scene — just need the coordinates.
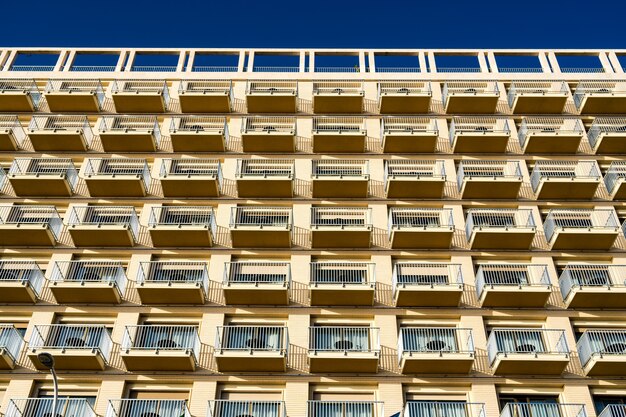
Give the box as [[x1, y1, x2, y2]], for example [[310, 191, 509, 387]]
[[9, 176, 73, 197], [491, 354, 569, 375], [313, 95, 364, 113], [170, 132, 226, 152], [311, 178, 369, 198], [0, 93, 37, 112], [112, 93, 166, 113], [400, 353, 474, 374], [28, 131, 88, 152], [45, 92, 101, 112], [311, 229, 371, 249], [178, 94, 231, 113], [215, 351, 287, 372], [382, 132, 439, 153], [121, 350, 196, 371], [522, 134, 582, 154], [309, 286, 375, 306], [0, 281, 38, 303], [389, 229, 453, 249], [578, 95, 626, 114], [241, 133, 296, 153], [0, 225, 57, 246], [309, 352, 378, 373], [85, 177, 147, 198], [379, 95, 431, 114], [479, 287, 551, 307], [161, 178, 220, 198], [69, 226, 135, 248], [386, 178, 445, 199], [550, 230, 619, 250], [230, 228, 292, 248], [149, 227, 213, 248], [534, 179, 600, 200], [223, 285, 290, 305], [584, 356, 626, 376], [395, 286, 463, 307], [445, 95, 499, 114], [0, 131, 19, 151], [593, 132, 626, 154], [451, 133, 510, 153], [50, 282, 122, 304], [99, 132, 157, 152], [0, 352, 16, 370], [510, 94, 568, 114], [237, 179, 293, 198], [564, 287, 626, 308], [137, 283, 206, 304], [246, 94, 297, 113], [29, 348, 106, 371], [469, 229, 536, 250], [460, 179, 522, 199]]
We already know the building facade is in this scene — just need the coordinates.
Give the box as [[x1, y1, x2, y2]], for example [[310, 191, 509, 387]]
[[0, 47, 625, 417]]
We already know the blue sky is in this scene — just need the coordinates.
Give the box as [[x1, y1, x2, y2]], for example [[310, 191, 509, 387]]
[[2, 0, 625, 49]]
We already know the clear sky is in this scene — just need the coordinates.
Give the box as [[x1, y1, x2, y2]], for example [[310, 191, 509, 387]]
[[1, 0, 624, 49]]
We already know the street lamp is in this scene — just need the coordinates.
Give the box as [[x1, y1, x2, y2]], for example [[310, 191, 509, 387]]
[[37, 353, 58, 417]]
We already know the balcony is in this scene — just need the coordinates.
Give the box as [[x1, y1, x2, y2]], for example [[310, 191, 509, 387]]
[[49, 260, 127, 304], [578, 329, 626, 376], [398, 327, 474, 374], [0, 79, 41, 111], [0, 260, 44, 303], [215, 325, 288, 372], [385, 160, 446, 198], [381, 117, 439, 153], [6, 399, 96, 417], [98, 116, 161, 152], [44, 79, 105, 112], [208, 400, 286, 417], [311, 159, 369, 198], [0, 205, 61, 246], [465, 209, 536, 250], [0, 326, 23, 369], [223, 261, 290, 305], [111, 79, 169, 112], [121, 325, 200, 371], [169, 116, 228, 152], [309, 262, 375, 306], [507, 81, 569, 114], [559, 264, 626, 308], [393, 263, 463, 307], [68, 206, 139, 247], [107, 400, 190, 417], [313, 81, 364, 113], [148, 206, 215, 247], [456, 160, 522, 199], [574, 81, 626, 114], [28, 324, 112, 370], [230, 206, 292, 248], [309, 326, 379, 373], [518, 117, 584, 153], [531, 160, 601, 200], [0, 116, 26, 150], [137, 261, 208, 304], [487, 328, 570, 375], [236, 159, 294, 198], [404, 402, 485, 417], [449, 117, 511, 153], [544, 209, 620, 250], [604, 161, 626, 200], [84, 158, 150, 197], [178, 80, 232, 113], [501, 404, 585, 417], [8, 158, 78, 197], [388, 208, 454, 249], [246, 80, 298, 113], [28, 115, 94, 151], [312, 117, 366, 153], [378, 81, 432, 114], [307, 401, 384, 417], [588, 117, 626, 154], [475, 264, 551, 307], [241, 116, 296, 153], [311, 207, 372, 248], [159, 159, 221, 197], [600, 405, 626, 417], [442, 81, 500, 114]]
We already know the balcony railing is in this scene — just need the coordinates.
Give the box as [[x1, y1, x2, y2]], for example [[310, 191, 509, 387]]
[[236, 159, 294, 178], [138, 261, 209, 293], [110, 79, 170, 103], [9, 158, 78, 189], [465, 209, 535, 236], [208, 400, 286, 417], [381, 116, 438, 135], [99, 115, 161, 144], [388, 207, 453, 231], [83, 158, 151, 190], [215, 325, 288, 353], [7, 398, 96, 417], [0, 115, 27, 147], [0, 260, 45, 297], [543, 209, 620, 242], [313, 81, 364, 94], [442, 81, 499, 104], [160, 158, 221, 179], [0, 325, 24, 363], [170, 115, 228, 135], [384, 160, 446, 182], [559, 264, 626, 298], [604, 161, 626, 195], [578, 329, 626, 367], [311, 207, 371, 229], [224, 261, 291, 287], [476, 264, 550, 296], [487, 328, 569, 365], [106, 400, 191, 417], [242, 116, 296, 135], [309, 326, 379, 353], [0, 79, 41, 108], [0, 205, 62, 240], [599, 404, 626, 417], [29, 115, 94, 145], [378, 81, 431, 96], [312, 159, 368, 178], [122, 325, 200, 361], [404, 402, 485, 417], [456, 160, 521, 189], [310, 262, 375, 286], [507, 81, 569, 106], [398, 327, 474, 359], [449, 117, 510, 142], [587, 117, 626, 149], [149, 205, 216, 229], [178, 79, 232, 96], [67, 206, 139, 241], [518, 117, 584, 149], [247, 80, 298, 95], [574, 81, 626, 108], [45, 79, 105, 105], [500, 403, 586, 417], [530, 160, 600, 191], [392, 262, 463, 293], [307, 401, 384, 417], [313, 116, 366, 134], [51, 260, 127, 291], [30, 324, 113, 359], [230, 206, 293, 228]]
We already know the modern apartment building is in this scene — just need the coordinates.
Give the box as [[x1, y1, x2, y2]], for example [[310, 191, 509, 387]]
[[0, 47, 625, 417]]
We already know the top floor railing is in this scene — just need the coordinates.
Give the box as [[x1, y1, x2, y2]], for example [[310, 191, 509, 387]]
[[30, 324, 113, 360], [83, 158, 151, 190], [381, 116, 438, 136], [159, 158, 222, 186], [9, 158, 78, 190], [388, 207, 453, 231], [457, 160, 521, 190], [215, 325, 288, 353], [308, 401, 384, 417], [398, 327, 474, 361], [449, 116, 510, 143], [178, 79, 232, 97], [309, 326, 380, 353], [122, 325, 200, 362], [242, 116, 296, 134]]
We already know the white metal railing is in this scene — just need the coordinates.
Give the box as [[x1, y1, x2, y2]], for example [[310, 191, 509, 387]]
[[507, 81, 569, 107], [312, 159, 369, 178], [311, 207, 372, 228], [578, 329, 626, 367], [137, 261, 209, 295], [315, 66, 362, 73], [30, 324, 113, 361], [559, 264, 626, 300], [159, 158, 222, 189], [381, 116, 438, 136], [29, 115, 94, 146], [67, 65, 116, 72], [604, 161, 626, 195], [392, 262, 463, 296], [45, 79, 105, 108], [442, 81, 499, 107], [215, 325, 288, 354], [67, 205, 139, 241], [487, 328, 569, 366], [309, 326, 379, 353], [404, 402, 485, 417], [0, 325, 24, 363], [388, 207, 453, 233], [111, 79, 170, 104], [587, 117, 626, 149], [313, 80, 364, 95], [51, 260, 127, 294], [230, 206, 292, 228], [378, 81, 431, 98], [398, 327, 474, 360], [0, 115, 26, 147], [236, 159, 294, 178], [449, 116, 510, 144], [574, 81, 626, 109], [9, 158, 78, 191], [242, 116, 296, 134], [384, 160, 446, 184], [246, 80, 298, 95], [7, 398, 96, 417], [310, 261, 375, 286], [0, 260, 45, 297], [83, 158, 151, 191], [517, 117, 584, 148], [456, 160, 521, 191], [0, 79, 41, 108], [307, 401, 384, 417], [122, 325, 200, 362], [465, 209, 535, 239], [313, 116, 366, 133], [191, 66, 238, 72], [208, 400, 286, 417], [543, 209, 620, 243], [99, 115, 161, 146], [106, 400, 191, 417], [224, 261, 291, 287], [148, 205, 216, 233], [530, 160, 600, 192], [599, 404, 626, 417], [476, 264, 550, 298], [0, 205, 62, 240], [129, 65, 177, 72], [170, 115, 228, 140], [500, 403, 586, 417]]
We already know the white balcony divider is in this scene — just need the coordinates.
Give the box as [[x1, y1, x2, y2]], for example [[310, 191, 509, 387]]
[[559, 264, 626, 299], [215, 325, 288, 353], [313, 116, 366, 133], [507, 81, 569, 107], [178, 79, 232, 96], [170, 115, 229, 137], [384, 160, 445, 183], [110, 79, 170, 103], [246, 80, 298, 95], [122, 325, 200, 361], [378, 81, 431, 97], [0, 325, 24, 363], [530, 160, 600, 192], [242, 116, 296, 134], [9, 157, 78, 188], [45, 79, 105, 106], [442, 81, 499, 106], [392, 262, 463, 294], [500, 403, 586, 417], [310, 262, 375, 286], [599, 404, 626, 417], [0, 79, 41, 108], [577, 329, 626, 367], [106, 400, 190, 417], [99, 115, 161, 145], [236, 159, 294, 178], [312, 81, 364, 95], [84, 158, 151, 189], [148, 205, 216, 230], [587, 117, 626, 149], [404, 401, 485, 417], [476, 264, 550, 297], [543, 209, 619, 242], [465, 209, 535, 238], [574, 81, 626, 109], [7, 398, 96, 417], [51, 260, 127, 293], [307, 401, 384, 417], [487, 328, 569, 366], [449, 116, 510, 144], [30, 324, 113, 361], [224, 261, 291, 287], [208, 400, 286, 417], [309, 326, 380, 353], [381, 116, 438, 135], [311, 207, 372, 228], [0, 205, 62, 240], [29, 115, 94, 146], [0, 115, 27, 147], [0, 260, 45, 297], [518, 117, 584, 149], [398, 327, 474, 359], [312, 159, 368, 178], [456, 160, 521, 190], [604, 161, 626, 195], [388, 207, 453, 232], [67, 205, 139, 241], [230, 206, 292, 228]]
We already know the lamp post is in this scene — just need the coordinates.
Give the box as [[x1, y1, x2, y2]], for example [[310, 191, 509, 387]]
[[37, 353, 58, 417]]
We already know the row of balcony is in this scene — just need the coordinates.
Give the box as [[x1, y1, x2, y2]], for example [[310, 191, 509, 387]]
[[2, 78, 625, 115], [3, 157, 625, 200], [1, 258, 624, 309], [1, 114, 624, 154]]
